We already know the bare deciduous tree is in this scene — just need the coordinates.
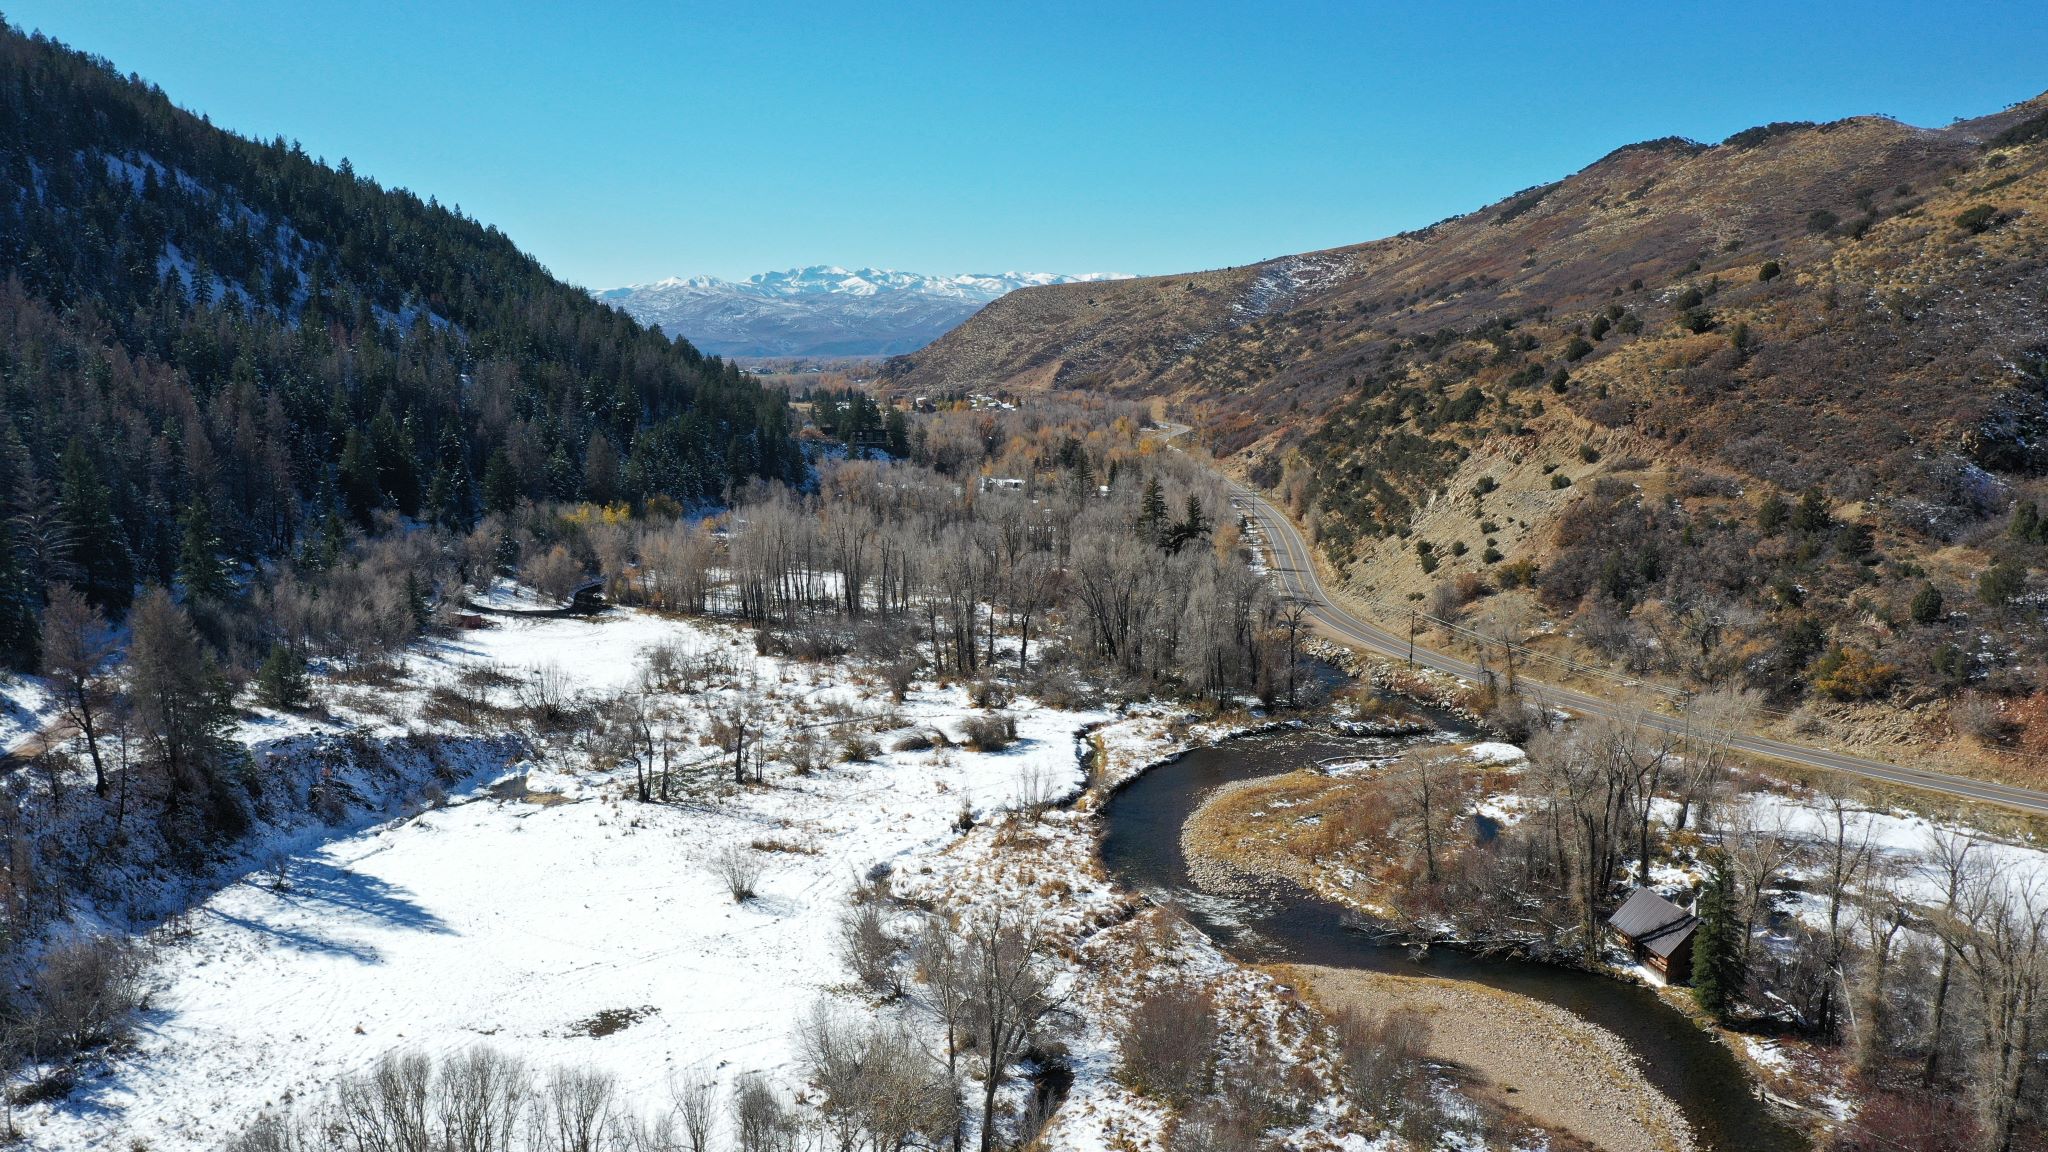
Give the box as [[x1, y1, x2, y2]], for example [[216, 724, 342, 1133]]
[[40, 584, 117, 797], [948, 911, 1064, 1152], [534, 1064, 619, 1152]]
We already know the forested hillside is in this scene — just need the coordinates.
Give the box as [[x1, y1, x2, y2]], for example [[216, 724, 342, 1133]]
[[0, 22, 799, 665], [893, 91, 2048, 778]]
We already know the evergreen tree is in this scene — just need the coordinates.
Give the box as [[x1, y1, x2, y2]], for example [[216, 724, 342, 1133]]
[[1791, 487, 1833, 535], [1691, 852, 1744, 1021], [0, 521, 41, 669], [0, 19, 801, 625], [1756, 491, 1789, 535], [254, 642, 310, 711], [884, 407, 910, 458], [56, 439, 133, 612], [583, 432, 620, 505], [337, 428, 381, 529], [1166, 494, 1209, 554], [404, 571, 431, 629], [177, 498, 231, 602], [1909, 583, 1944, 626], [128, 588, 242, 836], [483, 448, 519, 514], [1137, 477, 1169, 543]]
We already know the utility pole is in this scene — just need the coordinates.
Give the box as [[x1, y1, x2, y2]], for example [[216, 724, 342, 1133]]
[[1407, 608, 1416, 670], [1504, 636, 1517, 692]]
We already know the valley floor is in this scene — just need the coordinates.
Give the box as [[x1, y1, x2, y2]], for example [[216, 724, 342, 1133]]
[[21, 609, 1117, 1149]]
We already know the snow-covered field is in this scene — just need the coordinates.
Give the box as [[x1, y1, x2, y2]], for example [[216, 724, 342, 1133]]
[[25, 609, 1122, 1150]]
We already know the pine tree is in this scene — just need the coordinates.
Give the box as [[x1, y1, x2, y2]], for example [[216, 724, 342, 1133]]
[[483, 448, 519, 514], [254, 642, 310, 711], [1910, 583, 1944, 625], [583, 432, 620, 505], [1137, 478, 1169, 543], [1166, 494, 1209, 554], [884, 408, 910, 458], [337, 428, 381, 529], [0, 521, 41, 670], [57, 438, 134, 612], [128, 588, 242, 836], [177, 498, 231, 602], [404, 571, 431, 629], [1691, 851, 1744, 1021]]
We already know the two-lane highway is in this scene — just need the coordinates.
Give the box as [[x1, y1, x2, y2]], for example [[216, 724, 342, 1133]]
[[1226, 479, 2048, 817]]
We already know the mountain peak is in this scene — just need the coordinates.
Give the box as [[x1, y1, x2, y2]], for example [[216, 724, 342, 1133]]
[[598, 267, 1134, 357]]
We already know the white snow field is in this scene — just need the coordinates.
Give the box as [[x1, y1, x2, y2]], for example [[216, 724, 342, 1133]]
[[26, 608, 1122, 1150]]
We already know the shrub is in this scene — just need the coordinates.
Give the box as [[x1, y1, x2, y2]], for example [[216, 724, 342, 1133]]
[[1563, 336, 1594, 362], [1979, 558, 2027, 606], [1809, 647, 1900, 701], [960, 713, 1017, 752], [883, 657, 919, 702], [891, 728, 946, 753], [1484, 694, 1536, 743], [1758, 260, 1782, 281], [1470, 476, 1497, 497], [1117, 983, 1218, 1102], [1806, 209, 1839, 233], [709, 846, 764, 902], [23, 935, 146, 1054], [1578, 444, 1601, 463], [1954, 204, 1999, 235], [1333, 1006, 1431, 1114], [1482, 546, 1503, 564], [1954, 693, 2021, 746], [1497, 558, 1538, 588], [837, 902, 901, 996], [1549, 473, 1573, 490]]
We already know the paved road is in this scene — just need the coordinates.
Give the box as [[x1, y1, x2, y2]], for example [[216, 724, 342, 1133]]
[[1226, 479, 2048, 817]]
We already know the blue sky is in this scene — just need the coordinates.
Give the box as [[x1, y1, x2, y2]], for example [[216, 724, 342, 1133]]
[[12, 2, 2047, 286]]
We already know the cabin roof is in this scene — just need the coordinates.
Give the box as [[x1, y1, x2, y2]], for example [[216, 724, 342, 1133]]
[[1608, 887, 1697, 959]]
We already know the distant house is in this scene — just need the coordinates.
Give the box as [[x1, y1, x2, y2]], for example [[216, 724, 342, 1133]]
[[1608, 887, 1698, 983]]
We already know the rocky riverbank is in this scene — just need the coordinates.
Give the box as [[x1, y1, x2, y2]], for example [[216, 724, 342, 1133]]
[[1279, 964, 1697, 1152]]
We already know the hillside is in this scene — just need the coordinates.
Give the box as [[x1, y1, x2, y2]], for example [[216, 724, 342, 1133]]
[[892, 92, 2048, 776], [0, 22, 799, 665], [598, 266, 1131, 358]]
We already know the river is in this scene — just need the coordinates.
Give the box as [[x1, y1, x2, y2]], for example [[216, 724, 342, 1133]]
[[1097, 726, 1803, 1152]]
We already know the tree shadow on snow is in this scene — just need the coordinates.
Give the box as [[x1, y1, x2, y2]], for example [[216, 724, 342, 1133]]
[[203, 861, 454, 963], [274, 860, 452, 936]]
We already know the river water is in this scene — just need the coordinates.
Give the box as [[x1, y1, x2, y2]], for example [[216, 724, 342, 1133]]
[[1097, 727, 1803, 1152]]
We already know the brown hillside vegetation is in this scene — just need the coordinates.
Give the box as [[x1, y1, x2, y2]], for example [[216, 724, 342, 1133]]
[[891, 93, 2048, 781]]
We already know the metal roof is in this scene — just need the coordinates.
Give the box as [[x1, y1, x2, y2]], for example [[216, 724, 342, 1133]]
[[1607, 887, 1698, 959]]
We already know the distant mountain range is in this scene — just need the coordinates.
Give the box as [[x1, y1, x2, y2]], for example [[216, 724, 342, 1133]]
[[597, 266, 1133, 358]]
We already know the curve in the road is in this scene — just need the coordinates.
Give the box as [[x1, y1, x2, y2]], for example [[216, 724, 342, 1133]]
[[1226, 480, 2048, 817]]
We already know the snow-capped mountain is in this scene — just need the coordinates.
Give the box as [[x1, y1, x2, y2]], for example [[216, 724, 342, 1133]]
[[596, 266, 1133, 358]]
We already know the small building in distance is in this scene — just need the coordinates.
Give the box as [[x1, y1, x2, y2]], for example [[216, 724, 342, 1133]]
[[1608, 887, 1697, 983]]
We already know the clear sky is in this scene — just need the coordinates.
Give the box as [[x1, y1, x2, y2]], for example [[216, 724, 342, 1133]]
[[11, 2, 2047, 287]]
